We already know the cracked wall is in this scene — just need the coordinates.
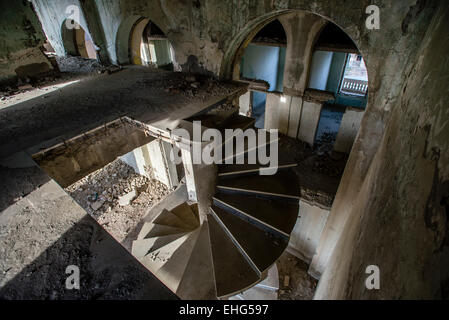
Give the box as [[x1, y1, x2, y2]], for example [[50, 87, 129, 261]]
[[0, 0, 53, 84]]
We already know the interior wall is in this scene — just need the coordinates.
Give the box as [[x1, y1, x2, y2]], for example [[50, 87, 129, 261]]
[[240, 43, 286, 127], [275, 47, 286, 92], [308, 51, 333, 91], [32, 0, 91, 57], [315, 1, 449, 299], [0, 0, 52, 84], [240, 44, 281, 91]]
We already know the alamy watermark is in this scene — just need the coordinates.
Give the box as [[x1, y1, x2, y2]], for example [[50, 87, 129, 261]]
[[65, 5, 81, 30], [169, 121, 279, 175], [365, 265, 380, 290], [366, 5, 380, 30], [65, 265, 80, 290]]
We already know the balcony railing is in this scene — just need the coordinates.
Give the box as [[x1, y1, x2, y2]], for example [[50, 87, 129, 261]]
[[340, 78, 368, 96]]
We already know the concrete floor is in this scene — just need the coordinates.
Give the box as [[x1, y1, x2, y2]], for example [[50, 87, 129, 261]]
[[0, 66, 241, 159], [0, 153, 177, 300]]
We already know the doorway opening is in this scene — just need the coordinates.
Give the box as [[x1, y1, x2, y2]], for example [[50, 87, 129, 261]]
[[61, 20, 98, 60], [239, 19, 287, 128], [130, 19, 176, 70]]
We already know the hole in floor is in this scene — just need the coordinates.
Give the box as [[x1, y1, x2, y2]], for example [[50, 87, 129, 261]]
[[32, 119, 181, 250], [65, 158, 171, 248]]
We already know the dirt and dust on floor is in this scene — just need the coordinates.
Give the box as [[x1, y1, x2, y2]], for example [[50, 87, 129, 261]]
[[65, 158, 171, 246], [276, 251, 318, 300], [0, 56, 121, 104], [279, 133, 348, 179]]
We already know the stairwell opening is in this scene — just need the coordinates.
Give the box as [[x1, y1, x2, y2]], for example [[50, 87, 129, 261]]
[[32, 119, 184, 250]]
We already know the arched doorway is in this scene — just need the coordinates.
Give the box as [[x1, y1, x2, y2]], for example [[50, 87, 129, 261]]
[[129, 19, 176, 70], [229, 10, 371, 282], [238, 19, 287, 128], [233, 12, 369, 151], [308, 22, 369, 154], [61, 20, 98, 60]]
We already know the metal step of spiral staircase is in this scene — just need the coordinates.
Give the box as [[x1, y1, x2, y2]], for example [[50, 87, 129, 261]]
[[131, 108, 300, 299]]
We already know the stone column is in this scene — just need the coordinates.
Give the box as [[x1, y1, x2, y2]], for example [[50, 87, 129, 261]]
[[334, 107, 365, 154]]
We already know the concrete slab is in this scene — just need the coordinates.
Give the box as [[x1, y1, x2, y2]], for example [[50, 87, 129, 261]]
[[288, 200, 330, 263], [0, 67, 245, 159], [176, 221, 217, 300], [156, 228, 202, 293], [132, 233, 188, 258], [0, 154, 176, 300]]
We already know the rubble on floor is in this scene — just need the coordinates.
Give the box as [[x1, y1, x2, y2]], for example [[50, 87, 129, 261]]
[[0, 56, 124, 102], [0, 75, 61, 101], [276, 251, 317, 300], [315, 131, 338, 155], [65, 158, 171, 243], [154, 72, 237, 100], [279, 134, 314, 163], [55, 56, 106, 74], [279, 134, 348, 178]]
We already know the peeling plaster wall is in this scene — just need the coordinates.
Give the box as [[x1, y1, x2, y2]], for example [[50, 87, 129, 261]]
[[32, 0, 92, 57], [0, 0, 52, 84], [315, 0, 449, 299]]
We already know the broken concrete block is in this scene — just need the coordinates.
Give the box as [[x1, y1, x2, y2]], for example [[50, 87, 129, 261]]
[[118, 189, 137, 206], [91, 201, 104, 211]]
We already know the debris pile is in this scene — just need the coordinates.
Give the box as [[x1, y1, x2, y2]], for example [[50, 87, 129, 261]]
[[56, 56, 105, 74], [277, 252, 317, 300], [314, 132, 337, 155], [0, 75, 61, 101], [66, 158, 171, 243], [278, 135, 314, 162], [149, 73, 236, 100], [279, 134, 348, 178]]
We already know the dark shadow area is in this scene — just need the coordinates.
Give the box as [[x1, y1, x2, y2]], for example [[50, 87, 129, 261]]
[[314, 103, 345, 152], [314, 23, 358, 53], [0, 164, 50, 213], [0, 214, 177, 300], [252, 19, 287, 46]]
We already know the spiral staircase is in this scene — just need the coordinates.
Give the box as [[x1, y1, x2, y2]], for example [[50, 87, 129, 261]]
[[131, 107, 300, 299]]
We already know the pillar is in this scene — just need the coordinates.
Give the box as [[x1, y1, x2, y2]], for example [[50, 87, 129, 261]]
[[334, 107, 365, 154], [297, 101, 323, 146]]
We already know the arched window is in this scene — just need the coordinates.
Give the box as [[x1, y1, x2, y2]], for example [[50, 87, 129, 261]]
[[61, 20, 97, 60], [129, 19, 175, 70]]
